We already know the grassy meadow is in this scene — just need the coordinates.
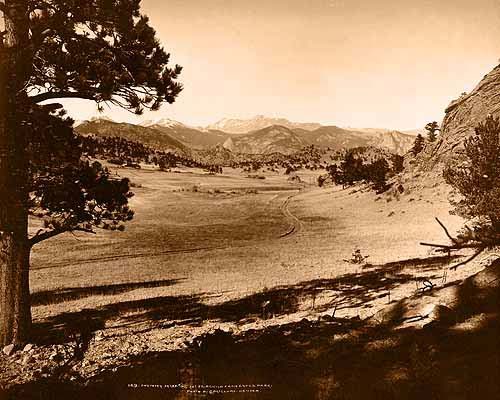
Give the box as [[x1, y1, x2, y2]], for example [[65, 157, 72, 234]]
[[28, 166, 485, 344]]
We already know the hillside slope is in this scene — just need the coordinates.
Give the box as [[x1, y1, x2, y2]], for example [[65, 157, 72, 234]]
[[297, 126, 413, 154], [225, 125, 306, 155], [76, 119, 190, 155], [143, 120, 231, 149]]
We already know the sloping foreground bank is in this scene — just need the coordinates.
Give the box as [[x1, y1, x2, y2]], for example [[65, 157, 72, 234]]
[[4, 256, 500, 400]]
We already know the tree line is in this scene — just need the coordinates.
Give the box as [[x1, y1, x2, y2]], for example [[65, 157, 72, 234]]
[[323, 151, 404, 193], [80, 135, 203, 170]]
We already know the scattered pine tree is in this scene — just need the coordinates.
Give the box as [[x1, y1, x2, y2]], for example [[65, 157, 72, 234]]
[[412, 134, 426, 156], [425, 121, 440, 142]]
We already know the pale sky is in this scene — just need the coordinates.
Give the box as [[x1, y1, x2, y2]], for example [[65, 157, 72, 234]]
[[60, 0, 500, 130]]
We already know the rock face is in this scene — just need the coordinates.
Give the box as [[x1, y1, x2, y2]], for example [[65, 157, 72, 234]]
[[422, 64, 500, 167]]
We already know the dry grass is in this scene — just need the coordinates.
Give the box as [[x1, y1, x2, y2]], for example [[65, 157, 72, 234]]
[[29, 167, 485, 340]]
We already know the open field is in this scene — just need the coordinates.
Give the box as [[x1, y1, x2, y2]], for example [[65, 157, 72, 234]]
[[27, 166, 486, 352], [0, 164, 493, 398]]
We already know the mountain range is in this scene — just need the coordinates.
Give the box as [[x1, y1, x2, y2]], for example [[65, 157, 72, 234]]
[[75, 115, 417, 158], [206, 115, 323, 133], [75, 118, 190, 155]]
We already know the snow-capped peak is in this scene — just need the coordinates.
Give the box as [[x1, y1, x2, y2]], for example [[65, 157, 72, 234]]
[[140, 118, 185, 128], [90, 116, 114, 123]]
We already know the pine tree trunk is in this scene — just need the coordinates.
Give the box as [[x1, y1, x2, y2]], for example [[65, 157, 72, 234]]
[[0, 0, 32, 347], [0, 61, 31, 347], [0, 231, 32, 346]]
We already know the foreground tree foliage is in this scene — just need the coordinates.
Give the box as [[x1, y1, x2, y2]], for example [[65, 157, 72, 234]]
[[422, 116, 500, 268], [29, 106, 134, 241], [0, 0, 182, 346]]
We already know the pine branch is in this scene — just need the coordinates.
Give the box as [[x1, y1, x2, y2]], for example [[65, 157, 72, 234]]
[[30, 91, 97, 103], [29, 226, 96, 246]]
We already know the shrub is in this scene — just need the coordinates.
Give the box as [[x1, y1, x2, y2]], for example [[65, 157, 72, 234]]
[[344, 249, 370, 264]]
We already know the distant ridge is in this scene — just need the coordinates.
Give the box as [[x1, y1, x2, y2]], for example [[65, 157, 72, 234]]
[[75, 119, 189, 155], [206, 115, 323, 133], [76, 116, 415, 156], [222, 124, 414, 155]]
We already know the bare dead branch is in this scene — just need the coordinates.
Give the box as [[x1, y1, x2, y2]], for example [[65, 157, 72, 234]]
[[450, 247, 486, 271], [420, 218, 493, 270], [419, 242, 478, 250], [435, 217, 458, 244], [420, 242, 452, 249]]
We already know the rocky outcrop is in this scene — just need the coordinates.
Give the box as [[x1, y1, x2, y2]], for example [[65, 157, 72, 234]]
[[420, 64, 500, 168]]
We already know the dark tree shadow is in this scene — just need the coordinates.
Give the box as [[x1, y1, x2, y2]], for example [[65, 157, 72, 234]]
[[31, 279, 184, 306], [365, 254, 462, 273], [32, 262, 440, 345], [13, 260, 500, 400]]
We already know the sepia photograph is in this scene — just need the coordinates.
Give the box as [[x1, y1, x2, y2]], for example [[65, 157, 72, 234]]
[[1, 0, 500, 398]]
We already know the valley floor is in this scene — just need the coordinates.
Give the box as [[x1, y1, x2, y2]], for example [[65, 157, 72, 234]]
[[1, 166, 493, 397]]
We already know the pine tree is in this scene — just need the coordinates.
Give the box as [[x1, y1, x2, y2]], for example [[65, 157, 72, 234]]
[[423, 116, 500, 268], [326, 164, 341, 184], [367, 158, 390, 193], [443, 116, 500, 233], [391, 154, 405, 174], [425, 121, 440, 142], [0, 0, 182, 346], [339, 152, 365, 186], [411, 134, 425, 156]]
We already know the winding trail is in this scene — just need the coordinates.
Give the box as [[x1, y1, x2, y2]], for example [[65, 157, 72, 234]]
[[279, 193, 303, 238], [33, 191, 306, 270]]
